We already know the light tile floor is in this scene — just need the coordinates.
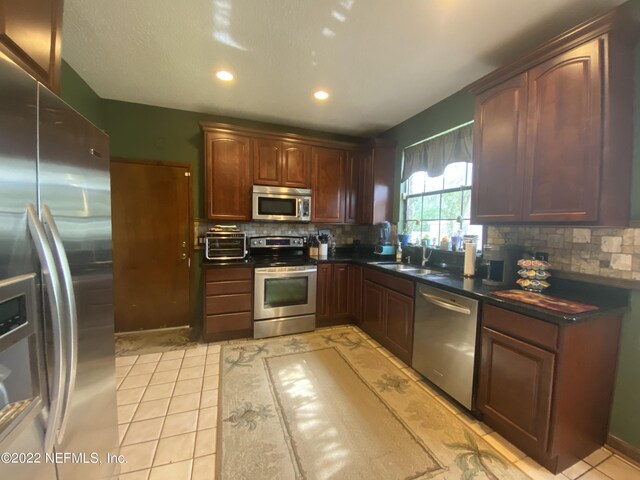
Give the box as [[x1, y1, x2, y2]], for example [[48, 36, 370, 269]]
[[115, 344, 220, 480], [114, 326, 640, 480]]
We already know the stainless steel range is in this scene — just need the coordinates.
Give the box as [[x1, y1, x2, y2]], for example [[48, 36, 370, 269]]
[[250, 236, 317, 339]]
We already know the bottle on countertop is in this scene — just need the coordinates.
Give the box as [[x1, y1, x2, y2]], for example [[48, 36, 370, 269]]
[[396, 242, 402, 263]]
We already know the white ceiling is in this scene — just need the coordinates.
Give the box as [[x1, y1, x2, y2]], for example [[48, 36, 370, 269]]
[[62, 0, 625, 136]]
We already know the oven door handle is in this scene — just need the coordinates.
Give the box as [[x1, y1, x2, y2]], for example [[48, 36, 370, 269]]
[[26, 203, 66, 454], [255, 268, 317, 275]]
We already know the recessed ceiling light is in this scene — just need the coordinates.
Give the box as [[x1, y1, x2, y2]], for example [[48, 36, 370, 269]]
[[215, 70, 234, 81], [313, 90, 329, 101]]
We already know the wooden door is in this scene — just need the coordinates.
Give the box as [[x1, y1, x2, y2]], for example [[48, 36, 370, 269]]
[[347, 264, 363, 324], [384, 290, 414, 364], [316, 263, 332, 326], [282, 142, 310, 188], [471, 74, 528, 223], [0, 0, 63, 92], [311, 146, 346, 223], [331, 263, 351, 323], [478, 327, 555, 453], [111, 159, 192, 332], [253, 138, 282, 186], [522, 38, 603, 222], [204, 132, 252, 220], [362, 280, 384, 339]]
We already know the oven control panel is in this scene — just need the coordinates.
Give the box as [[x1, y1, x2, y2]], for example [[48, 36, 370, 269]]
[[250, 236, 305, 248]]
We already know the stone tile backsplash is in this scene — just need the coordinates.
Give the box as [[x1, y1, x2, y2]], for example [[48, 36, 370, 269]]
[[195, 220, 377, 246], [487, 226, 640, 280]]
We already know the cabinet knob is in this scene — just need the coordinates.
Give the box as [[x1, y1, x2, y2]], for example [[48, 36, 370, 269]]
[[180, 253, 187, 260]]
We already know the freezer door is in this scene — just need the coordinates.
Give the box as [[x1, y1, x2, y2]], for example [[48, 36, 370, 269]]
[[38, 86, 119, 479], [0, 56, 56, 480]]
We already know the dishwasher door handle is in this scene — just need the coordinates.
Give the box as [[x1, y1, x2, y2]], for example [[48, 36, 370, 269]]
[[420, 292, 471, 315]]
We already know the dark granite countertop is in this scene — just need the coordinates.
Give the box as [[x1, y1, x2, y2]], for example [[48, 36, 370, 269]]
[[202, 258, 255, 268], [315, 254, 630, 324]]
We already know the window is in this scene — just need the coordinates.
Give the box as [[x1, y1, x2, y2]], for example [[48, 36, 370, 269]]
[[403, 162, 483, 247]]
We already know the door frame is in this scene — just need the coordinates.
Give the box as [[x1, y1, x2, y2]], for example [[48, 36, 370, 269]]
[[110, 157, 195, 327]]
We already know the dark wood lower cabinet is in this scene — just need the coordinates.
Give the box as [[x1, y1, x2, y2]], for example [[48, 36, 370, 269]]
[[478, 327, 554, 453], [477, 304, 622, 473], [316, 263, 359, 327], [347, 264, 363, 323], [202, 266, 253, 341], [361, 268, 415, 365]]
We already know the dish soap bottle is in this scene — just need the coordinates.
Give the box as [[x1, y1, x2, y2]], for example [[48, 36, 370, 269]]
[[396, 242, 402, 263]]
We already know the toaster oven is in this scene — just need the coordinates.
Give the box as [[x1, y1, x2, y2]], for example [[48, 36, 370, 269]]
[[205, 232, 247, 261]]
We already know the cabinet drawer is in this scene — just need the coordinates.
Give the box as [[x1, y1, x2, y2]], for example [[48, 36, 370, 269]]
[[205, 312, 253, 334], [482, 304, 558, 351], [205, 267, 252, 282], [364, 268, 414, 297], [205, 280, 252, 296], [205, 293, 252, 315]]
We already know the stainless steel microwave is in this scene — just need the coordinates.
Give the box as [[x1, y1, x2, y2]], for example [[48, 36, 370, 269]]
[[252, 185, 312, 222]]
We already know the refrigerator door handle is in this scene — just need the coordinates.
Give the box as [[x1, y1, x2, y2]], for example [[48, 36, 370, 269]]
[[41, 205, 77, 443], [26, 203, 67, 454]]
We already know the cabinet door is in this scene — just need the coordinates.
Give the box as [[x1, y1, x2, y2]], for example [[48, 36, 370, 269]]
[[205, 132, 252, 220], [471, 74, 528, 223], [0, 0, 63, 92], [347, 264, 363, 324], [478, 327, 555, 453], [384, 290, 414, 364], [358, 152, 374, 224], [345, 151, 361, 224], [522, 38, 603, 222], [316, 263, 332, 325], [332, 263, 351, 323], [253, 139, 281, 186], [311, 146, 346, 223], [282, 142, 310, 188], [362, 280, 385, 339]]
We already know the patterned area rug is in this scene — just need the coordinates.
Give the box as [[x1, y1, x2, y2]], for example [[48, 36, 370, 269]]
[[219, 327, 532, 479], [115, 326, 201, 356]]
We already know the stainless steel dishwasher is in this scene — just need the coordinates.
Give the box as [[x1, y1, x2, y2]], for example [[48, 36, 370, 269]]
[[412, 284, 479, 409]]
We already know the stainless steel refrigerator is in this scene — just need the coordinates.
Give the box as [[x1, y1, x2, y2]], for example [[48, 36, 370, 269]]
[[0, 54, 119, 479]]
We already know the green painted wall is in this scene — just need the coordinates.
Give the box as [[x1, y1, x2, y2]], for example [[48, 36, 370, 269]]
[[380, 90, 475, 222], [59, 60, 104, 129]]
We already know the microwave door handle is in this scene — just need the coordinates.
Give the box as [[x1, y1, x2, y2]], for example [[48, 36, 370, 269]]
[[41, 205, 77, 443], [26, 203, 67, 454], [297, 198, 302, 219]]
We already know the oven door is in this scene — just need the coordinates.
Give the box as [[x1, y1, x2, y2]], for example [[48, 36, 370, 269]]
[[252, 193, 301, 221], [254, 266, 317, 320]]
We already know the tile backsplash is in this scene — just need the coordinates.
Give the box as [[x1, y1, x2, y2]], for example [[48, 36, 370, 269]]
[[195, 220, 377, 246], [487, 225, 640, 280]]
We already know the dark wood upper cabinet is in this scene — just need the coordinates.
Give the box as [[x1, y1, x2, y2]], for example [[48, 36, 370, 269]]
[[282, 142, 310, 188], [0, 0, 63, 93], [201, 122, 395, 225], [203, 130, 252, 221], [253, 139, 311, 188], [471, 74, 527, 223], [468, 7, 637, 226], [253, 138, 281, 186], [311, 146, 346, 223], [522, 39, 602, 222]]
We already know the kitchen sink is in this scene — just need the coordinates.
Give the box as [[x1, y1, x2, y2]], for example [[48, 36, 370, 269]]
[[378, 264, 420, 272]]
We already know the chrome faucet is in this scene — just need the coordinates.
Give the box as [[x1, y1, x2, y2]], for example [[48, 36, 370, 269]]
[[421, 245, 432, 268]]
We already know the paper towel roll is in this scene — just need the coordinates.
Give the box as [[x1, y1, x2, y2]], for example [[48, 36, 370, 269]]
[[464, 242, 476, 277]]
